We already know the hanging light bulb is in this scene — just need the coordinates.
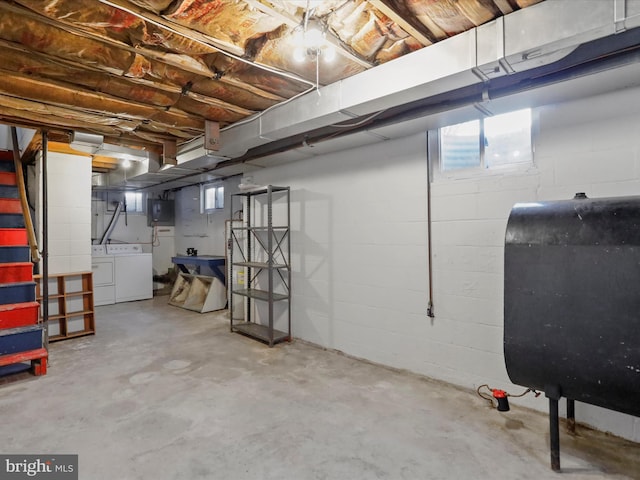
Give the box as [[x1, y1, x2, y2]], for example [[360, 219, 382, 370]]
[[304, 18, 325, 49], [122, 158, 131, 169], [291, 13, 334, 63]]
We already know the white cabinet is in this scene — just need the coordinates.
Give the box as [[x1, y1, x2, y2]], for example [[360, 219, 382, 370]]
[[91, 245, 152, 305], [92, 256, 115, 306]]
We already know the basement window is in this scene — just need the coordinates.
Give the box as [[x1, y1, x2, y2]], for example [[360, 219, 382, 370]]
[[440, 119, 480, 170], [202, 184, 224, 212], [124, 192, 145, 213], [438, 108, 532, 172]]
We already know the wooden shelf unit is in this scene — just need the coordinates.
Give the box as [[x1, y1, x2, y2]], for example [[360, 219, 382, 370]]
[[34, 271, 95, 342]]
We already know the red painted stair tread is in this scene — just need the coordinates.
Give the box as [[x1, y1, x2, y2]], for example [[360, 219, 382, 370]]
[[0, 302, 39, 329], [0, 262, 33, 283], [0, 172, 16, 186], [0, 347, 48, 376], [0, 229, 28, 246], [0, 199, 21, 215]]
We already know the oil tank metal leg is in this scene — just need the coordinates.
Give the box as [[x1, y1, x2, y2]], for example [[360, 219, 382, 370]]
[[566, 398, 576, 435], [549, 398, 561, 471]]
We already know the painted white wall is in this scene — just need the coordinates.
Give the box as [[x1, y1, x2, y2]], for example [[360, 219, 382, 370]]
[[41, 152, 92, 274], [91, 191, 176, 275], [92, 191, 153, 247], [427, 86, 640, 442], [174, 176, 240, 257], [88, 175, 248, 273], [152, 226, 176, 277], [233, 86, 640, 443], [172, 85, 640, 442]]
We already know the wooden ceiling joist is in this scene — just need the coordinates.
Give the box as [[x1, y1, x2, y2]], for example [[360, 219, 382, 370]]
[[92, 161, 120, 170], [14, 0, 308, 98], [92, 156, 122, 165], [0, 71, 204, 130], [1, 1, 290, 106], [368, 1, 434, 47], [0, 108, 124, 138], [47, 142, 96, 158], [0, 92, 140, 130], [0, 0, 544, 163]]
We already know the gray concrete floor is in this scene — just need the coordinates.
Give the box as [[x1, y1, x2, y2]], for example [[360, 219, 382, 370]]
[[1, 297, 638, 480]]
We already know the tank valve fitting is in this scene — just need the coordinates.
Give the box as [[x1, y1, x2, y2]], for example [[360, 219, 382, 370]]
[[476, 384, 540, 412], [492, 389, 510, 412]]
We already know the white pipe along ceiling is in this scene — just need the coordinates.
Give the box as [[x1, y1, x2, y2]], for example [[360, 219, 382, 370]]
[[2, 1, 640, 190]]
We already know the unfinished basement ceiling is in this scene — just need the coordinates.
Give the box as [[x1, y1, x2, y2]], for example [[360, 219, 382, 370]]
[[0, 0, 543, 157]]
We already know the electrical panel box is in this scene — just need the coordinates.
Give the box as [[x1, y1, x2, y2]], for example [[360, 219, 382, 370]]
[[147, 199, 175, 226]]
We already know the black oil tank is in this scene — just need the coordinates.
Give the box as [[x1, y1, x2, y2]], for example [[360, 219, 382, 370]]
[[504, 194, 640, 417]]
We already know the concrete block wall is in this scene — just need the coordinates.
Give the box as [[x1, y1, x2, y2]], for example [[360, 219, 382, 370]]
[[174, 177, 240, 257], [236, 85, 640, 443], [248, 136, 431, 367], [45, 152, 92, 274], [430, 167, 540, 393]]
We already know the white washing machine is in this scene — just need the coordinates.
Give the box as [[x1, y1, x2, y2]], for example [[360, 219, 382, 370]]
[[106, 244, 153, 303], [92, 245, 115, 306], [92, 244, 152, 305]]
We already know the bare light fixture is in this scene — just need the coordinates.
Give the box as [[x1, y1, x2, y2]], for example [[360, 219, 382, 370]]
[[292, 13, 335, 63]]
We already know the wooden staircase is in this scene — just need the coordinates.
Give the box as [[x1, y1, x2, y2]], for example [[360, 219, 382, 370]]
[[0, 150, 47, 377]]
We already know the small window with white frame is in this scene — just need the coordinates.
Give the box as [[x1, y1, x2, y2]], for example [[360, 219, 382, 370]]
[[440, 119, 481, 171], [124, 191, 145, 213], [436, 108, 533, 174], [202, 184, 224, 213]]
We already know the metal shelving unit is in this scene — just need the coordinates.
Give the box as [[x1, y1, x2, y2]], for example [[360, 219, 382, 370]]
[[229, 185, 290, 347]]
